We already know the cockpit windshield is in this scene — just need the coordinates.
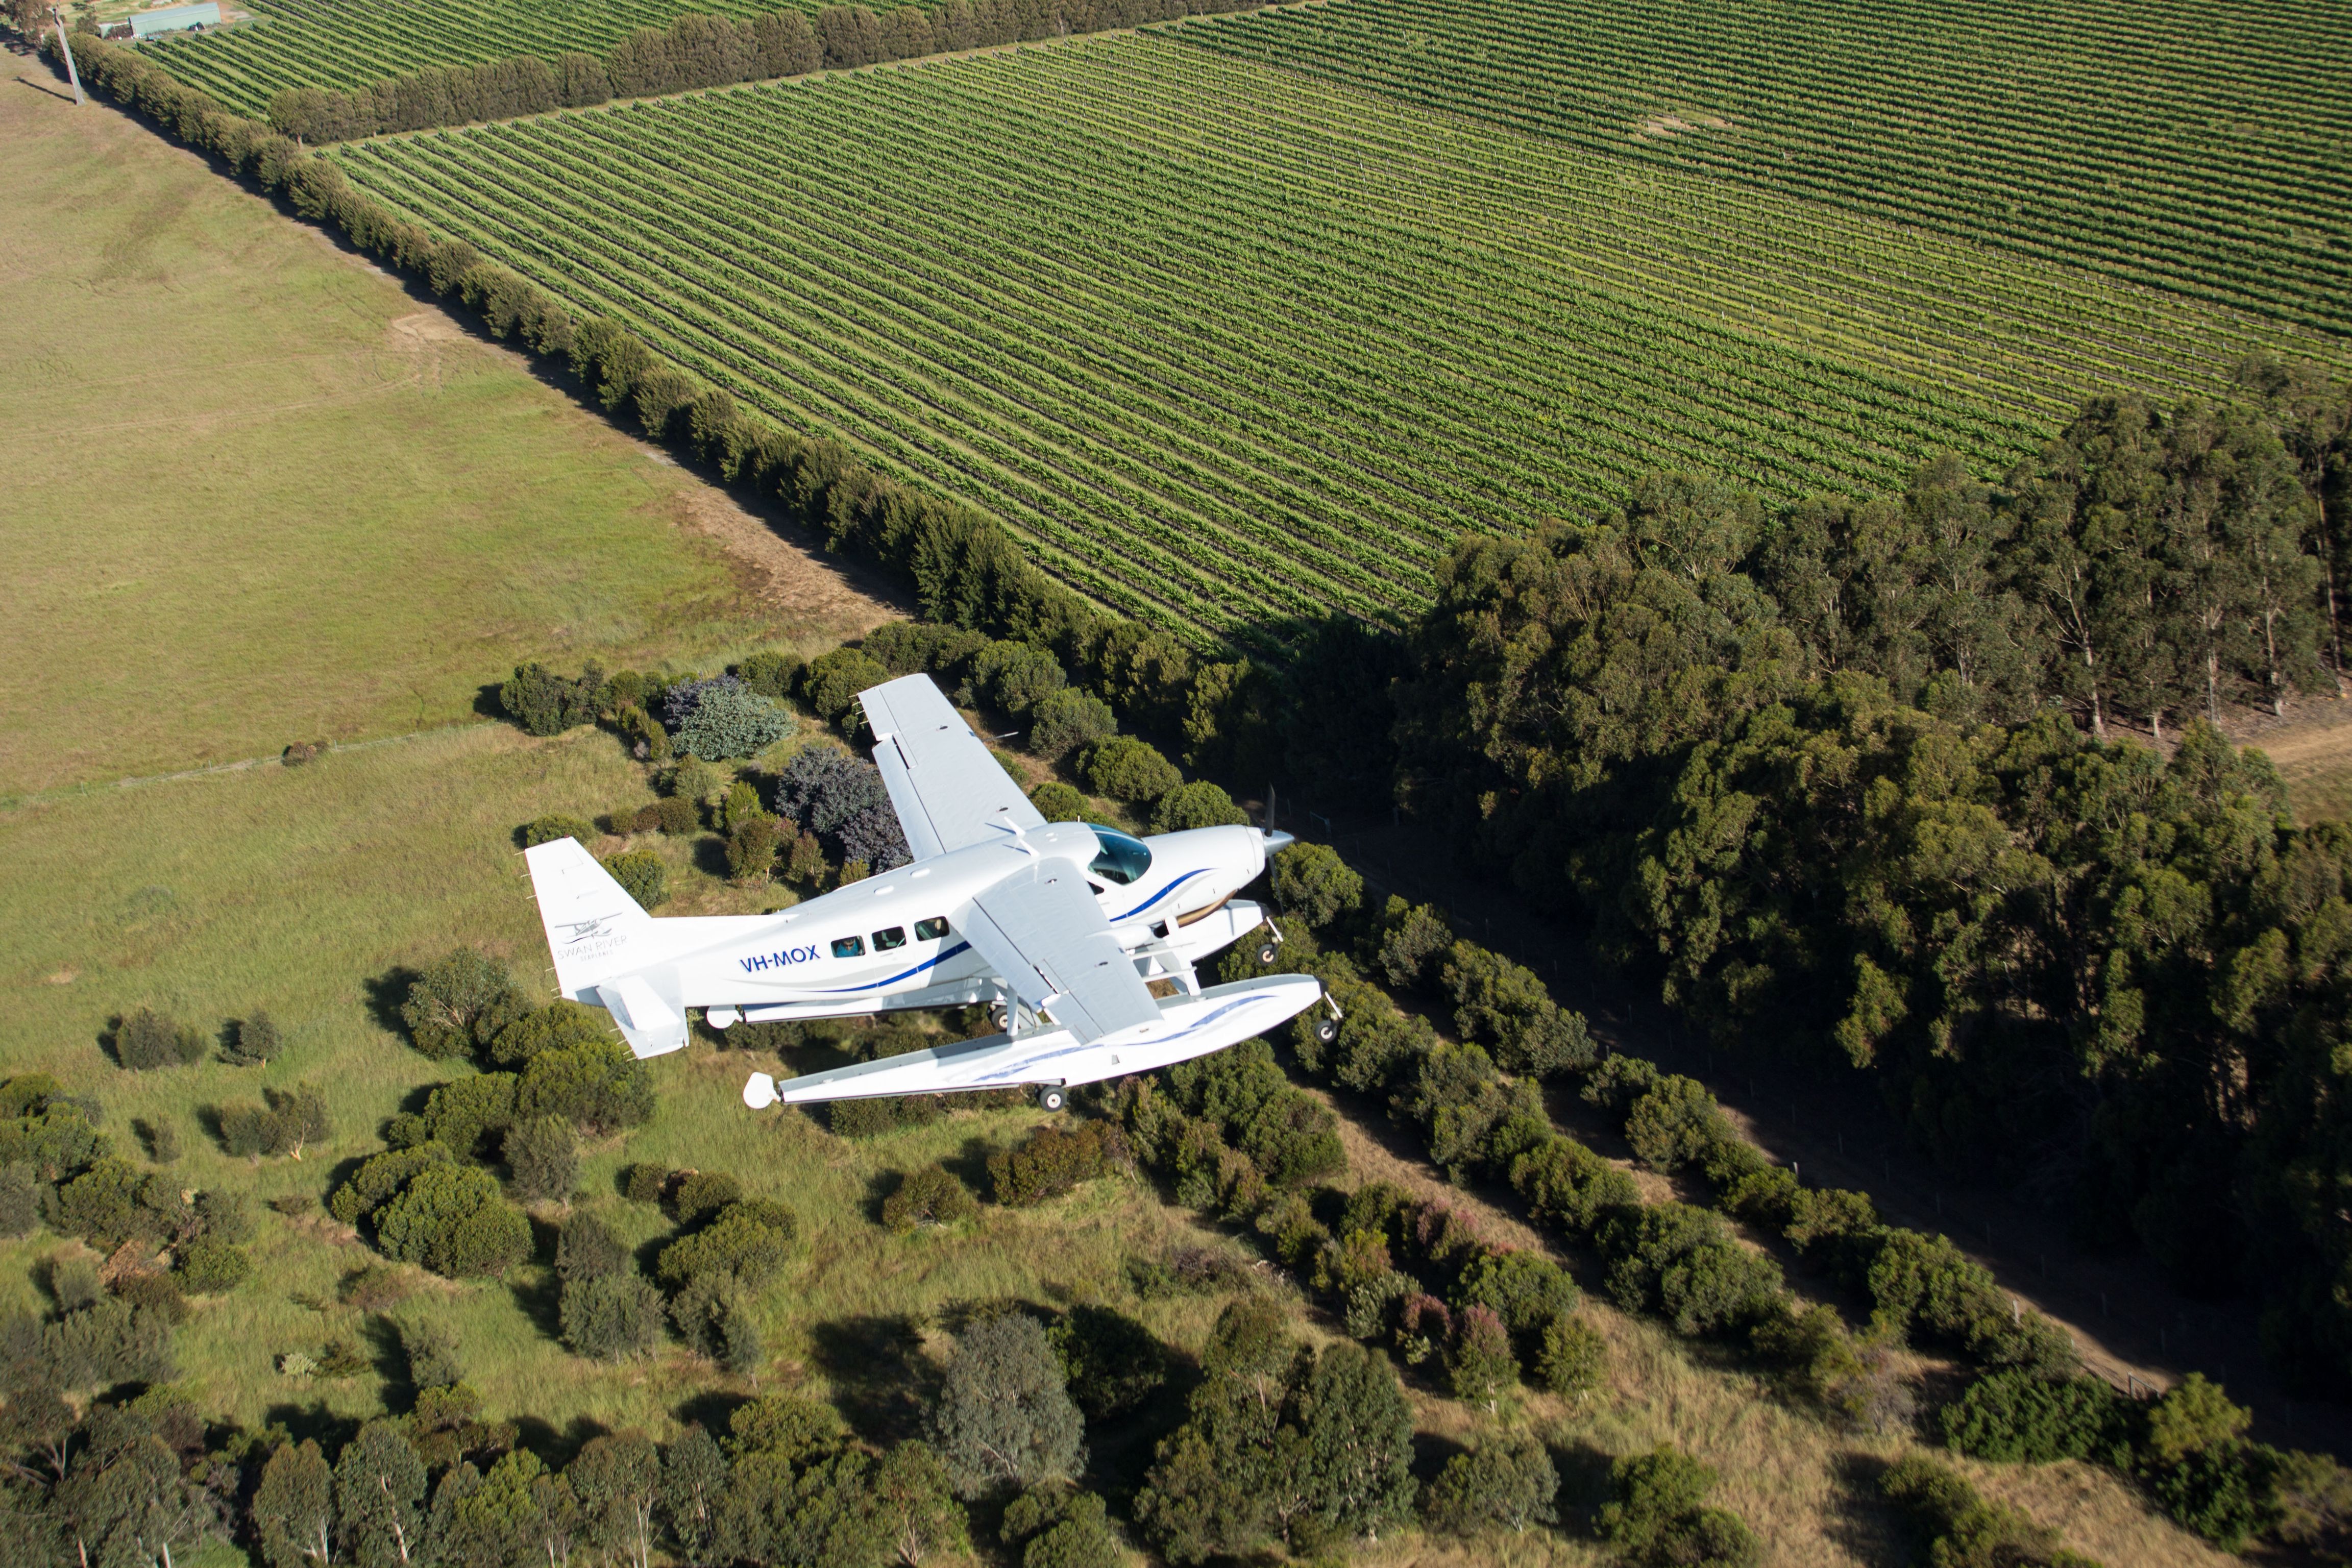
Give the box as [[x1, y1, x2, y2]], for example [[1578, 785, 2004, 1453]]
[[1087, 824, 1154, 886]]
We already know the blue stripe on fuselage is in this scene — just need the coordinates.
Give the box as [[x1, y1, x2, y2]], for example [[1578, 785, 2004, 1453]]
[[810, 941, 974, 994], [1109, 868, 1206, 922]]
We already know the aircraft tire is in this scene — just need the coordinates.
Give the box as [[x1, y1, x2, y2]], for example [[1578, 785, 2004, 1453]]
[[1037, 1086, 1067, 1113], [1313, 1016, 1339, 1045], [1256, 941, 1279, 965]]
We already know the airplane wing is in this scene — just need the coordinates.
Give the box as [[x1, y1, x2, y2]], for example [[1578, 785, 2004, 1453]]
[[961, 862, 1161, 1043], [860, 674, 1045, 859]]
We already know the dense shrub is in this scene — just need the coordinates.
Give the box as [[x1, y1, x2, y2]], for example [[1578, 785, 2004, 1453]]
[[176, 1237, 253, 1294], [1537, 1312, 1606, 1397], [883, 1165, 978, 1233], [225, 1010, 282, 1066], [504, 1115, 577, 1203], [521, 813, 596, 848], [331, 1143, 454, 1227], [654, 1199, 800, 1291], [563, 1269, 663, 1361], [1370, 897, 1453, 989], [1030, 780, 1088, 822], [0, 1164, 40, 1237], [829, 1094, 946, 1138], [1027, 688, 1116, 760], [674, 678, 795, 760], [670, 1169, 743, 1227], [1880, 1454, 2089, 1567], [486, 999, 607, 1068], [600, 848, 669, 910], [1446, 1304, 1517, 1407], [774, 745, 910, 869], [48, 1158, 188, 1250], [738, 648, 802, 699], [500, 662, 605, 735], [928, 1312, 1087, 1498], [726, 814, 784, 880], [217, 1085, 330, 1158], [517, 1040, 655, 1132], [1002, 1487, 1122, 1568], [990, 1122, 1125, 1207], [114, 1007, 203, 1070], [400, 949, 529, 1060], [1271, 842, 1363, 928], [973, 641, 1067, 718], [1598, 1447, 1759, 1568], [1940, 1370, 2132, 1465], [374, 1165, 531, 1278], [1421, 1436, 1560, 1536], [1045, 1305, 1168, 1419], [1150, 780, 1250, 832], [802, 646, 892, 730], [1599, 1203, 1783, 1338], [388, 1074, 517, 1158], [1081, 738, 1182, 803]]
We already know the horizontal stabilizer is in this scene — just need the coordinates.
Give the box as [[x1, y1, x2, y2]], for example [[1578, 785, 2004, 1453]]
[[597, 974, 688, 1059]]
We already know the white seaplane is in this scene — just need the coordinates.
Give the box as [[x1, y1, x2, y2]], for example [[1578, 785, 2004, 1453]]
[[523, 673, 1331, 1112]]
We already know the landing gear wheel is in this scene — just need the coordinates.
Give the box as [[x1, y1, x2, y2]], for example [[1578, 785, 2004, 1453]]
[[1313, 1016, 1339, 1045], [1037, 1086, 1067, 1113], [1256, 941, 1280, 965], [988, 1002, 1010, 1032]]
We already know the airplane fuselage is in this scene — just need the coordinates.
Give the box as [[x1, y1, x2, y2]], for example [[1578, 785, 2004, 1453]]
[[547, 822, 1271, 1030]]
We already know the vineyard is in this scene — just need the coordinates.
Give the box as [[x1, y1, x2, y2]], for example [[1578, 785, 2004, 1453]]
[[138, 0, 781, 115], [325, 37, 2338, 645], [1184, 0, 2352, 335]]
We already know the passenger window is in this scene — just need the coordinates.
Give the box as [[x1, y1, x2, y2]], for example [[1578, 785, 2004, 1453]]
[[872, 926, 907, 951], [831, 936, 865, 959], [915, 917, 950, 941]]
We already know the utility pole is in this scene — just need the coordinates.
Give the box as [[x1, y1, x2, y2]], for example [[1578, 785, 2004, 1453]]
[[50, 7, 86, 106]]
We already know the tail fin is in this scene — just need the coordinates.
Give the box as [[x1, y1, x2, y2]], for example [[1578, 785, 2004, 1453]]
[[523, 838, 657, 999]]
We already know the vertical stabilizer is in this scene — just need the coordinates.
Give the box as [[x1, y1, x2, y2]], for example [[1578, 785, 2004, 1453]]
[[523, 838, 657, 999]]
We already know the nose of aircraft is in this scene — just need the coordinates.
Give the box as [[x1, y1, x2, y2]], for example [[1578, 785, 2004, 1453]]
[[1262, 828, 1296, 854]]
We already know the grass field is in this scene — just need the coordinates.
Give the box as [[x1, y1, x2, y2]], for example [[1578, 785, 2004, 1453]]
[[138, 0, 786, 117], [1185, 0, 2352, 334], [326, 34, 2345, 648], [0, 72, 892, 798]]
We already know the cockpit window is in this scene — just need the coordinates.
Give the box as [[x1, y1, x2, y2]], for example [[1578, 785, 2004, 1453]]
[[1087, 824, 1154, 886]]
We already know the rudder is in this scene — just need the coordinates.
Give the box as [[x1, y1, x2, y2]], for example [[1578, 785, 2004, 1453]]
[[523, 838, 656, 1000]]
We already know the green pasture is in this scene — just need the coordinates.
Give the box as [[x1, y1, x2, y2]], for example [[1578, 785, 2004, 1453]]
[[0, 80, 885, 799]]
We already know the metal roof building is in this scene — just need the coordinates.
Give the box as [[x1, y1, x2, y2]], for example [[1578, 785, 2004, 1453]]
[[130, 3, 222, 38]]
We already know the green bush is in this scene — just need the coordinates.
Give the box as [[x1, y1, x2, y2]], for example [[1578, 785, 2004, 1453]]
[[1371, 897, 1453, 989], [0, 1164, 40, 1237], [1271, 842, 1363, 928], [504, 1115, 577, 1203], [400, 949, 529, 1060], [114, 1007, 203, 1070], [1880, 1453, 2092, 1567], [331, 1144, 453, 1227], [1941, 1370, 2132, 1465], [802, 647, 891, 730], [48, 1158, 188, 1251], [990, 1122, 1124, 1207], [562, 1269, 663, 1361], [1003, 1488, 1122, 1568], [654, 1199, 799, 1291], [225, 1010, 282, 1066], [1446, 1304, 1517, 1407], [738, 648, 803, 700], [500, 662, 606, 736], [1454, 1250, 1579, 1338], [389, 1074, 517, 1158], [883, 1165, 978, 1233], [555, 1213, 628, 1282], [521, 814, 597, 847], [1624, 1076, 1729, 1171], [175, 1237, 252, 1294], [675, 681, 795, 760], [517, 1040, 654, 1133], [1537, 1312, 1605, 1397], [622, 1162, 669, 1204], [973, 641, 1067, 718], [1081, 737, 1182, 803], [486, 1000, 607, 1068], [1030, 780, 1088, 822], [1046, 1304, 1169, 1419], [1027, 688, 1117, 760], [928, 1310, 1086, 1498], [1150, 780, 1249, 832], [374, 1165, 531, 1278], [599, 848, 669, 910], [670, 1169, 743, 1227], [216, 1084, 330, 1158], [1599, 1447, 1759, 1568], [726, 814, 785, 881], [650, 795, 700, 835], [1599, 1203, 1784, 1338], [1420, 1435, 1560, 1535]]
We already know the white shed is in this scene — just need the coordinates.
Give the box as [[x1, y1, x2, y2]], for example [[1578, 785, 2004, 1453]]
[[130, 3, 222, 38]]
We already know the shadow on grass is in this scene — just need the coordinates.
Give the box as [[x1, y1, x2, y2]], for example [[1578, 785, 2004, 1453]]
[[1827, 1448, 1909, 1564], [808, 1313, 932, 1446], [676, 1387, 752, 1438], [509, 1264, 565, 1348], [362, 967, 419, 1036], [265, 1400, 364, 1456]]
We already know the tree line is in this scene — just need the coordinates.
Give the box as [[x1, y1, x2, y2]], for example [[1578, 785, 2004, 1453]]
[[265, 0, 1277, 144]]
